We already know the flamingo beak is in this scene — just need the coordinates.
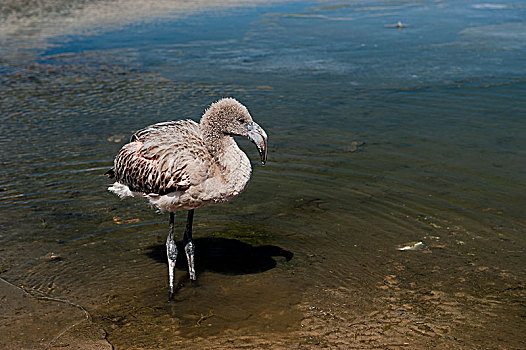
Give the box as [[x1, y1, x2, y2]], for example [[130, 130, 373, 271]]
[[247, 122, 268, 165]]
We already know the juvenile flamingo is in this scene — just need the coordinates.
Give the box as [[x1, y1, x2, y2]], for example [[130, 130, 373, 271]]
[[106, 98, 268, 299]]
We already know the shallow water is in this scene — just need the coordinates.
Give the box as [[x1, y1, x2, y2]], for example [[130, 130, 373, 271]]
[[1, 0, 525, 349]]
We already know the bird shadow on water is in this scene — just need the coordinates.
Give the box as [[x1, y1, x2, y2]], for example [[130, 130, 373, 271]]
[[146, 237, 293, 276]]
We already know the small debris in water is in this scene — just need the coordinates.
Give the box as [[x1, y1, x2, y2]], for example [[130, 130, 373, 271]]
[[349, 141, 365, 153], [397, 241, 428, 251], [53, 343, 70, 348], [107, 135, 126, 143], [113, 216, 141, 225], [39, 217, 48, 228], [196, 311, 215, 326], [42, 252, 62, 261], [426, 235, 440, 240], [385, 21, 407, 29], [429, 222, 441, 229]]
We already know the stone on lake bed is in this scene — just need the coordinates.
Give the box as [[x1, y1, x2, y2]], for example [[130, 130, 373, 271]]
[[42, 252, 62, 261], [396, 241, 429, 251], [349, 141, 365, 152]]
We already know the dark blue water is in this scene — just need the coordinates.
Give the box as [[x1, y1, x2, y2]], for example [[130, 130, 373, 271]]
[[1, 1, 525, 348]]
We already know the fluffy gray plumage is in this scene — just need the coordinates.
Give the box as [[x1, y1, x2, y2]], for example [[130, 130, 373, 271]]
[[106, 98, 268, 294], [107, 98, 268, 212]]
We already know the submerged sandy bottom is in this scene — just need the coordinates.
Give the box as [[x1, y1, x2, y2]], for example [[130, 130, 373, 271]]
[[1, 198, 524, 349]]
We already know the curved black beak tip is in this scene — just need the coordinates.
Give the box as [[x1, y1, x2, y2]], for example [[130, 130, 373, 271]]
[[247, 122, 268, 166]]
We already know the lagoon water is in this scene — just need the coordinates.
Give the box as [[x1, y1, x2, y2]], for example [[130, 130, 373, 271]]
[[1, 0, 525, 348]]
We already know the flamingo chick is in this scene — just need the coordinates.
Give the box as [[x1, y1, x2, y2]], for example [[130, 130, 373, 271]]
[[106, 98, 268, 299]]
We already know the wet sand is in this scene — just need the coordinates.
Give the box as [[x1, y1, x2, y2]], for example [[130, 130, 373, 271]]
[[0, 277, 111, 350]]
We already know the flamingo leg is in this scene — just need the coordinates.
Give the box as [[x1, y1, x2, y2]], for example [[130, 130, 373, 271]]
[[166, 212, 177, 300], [183, 209, 196, 280]]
